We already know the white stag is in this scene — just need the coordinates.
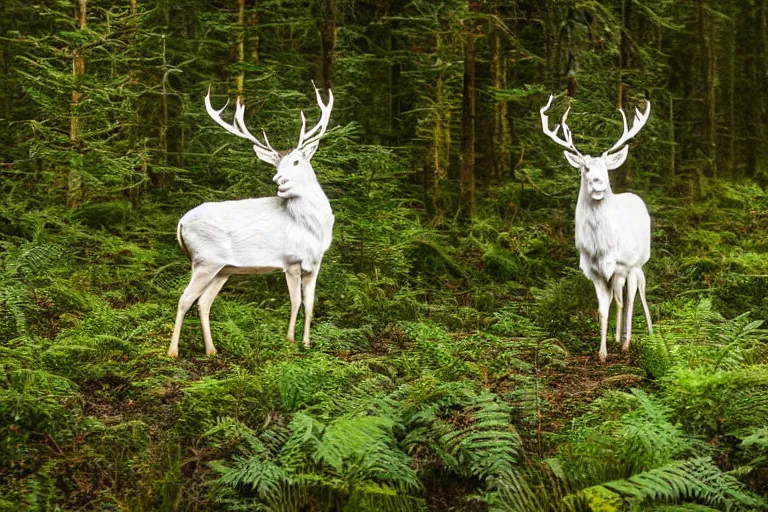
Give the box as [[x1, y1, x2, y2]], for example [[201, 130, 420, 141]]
[[540, 95, 653, 362], [168, 84, 335, 358]]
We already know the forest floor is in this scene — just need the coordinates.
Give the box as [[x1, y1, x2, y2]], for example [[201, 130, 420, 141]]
[[538, 354, 645, 431], [2, 181, 767, 510]]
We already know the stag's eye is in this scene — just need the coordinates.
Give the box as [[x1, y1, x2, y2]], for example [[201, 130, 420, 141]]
[[293, 160, 300, 166]]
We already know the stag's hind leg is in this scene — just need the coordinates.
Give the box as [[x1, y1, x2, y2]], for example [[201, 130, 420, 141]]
[[637, 268, 653, 334], [168, 265, 221, 358], [197, 273, 229, 356], [285, 264, 302, 343], [622, 270, 639, 353], [300, 263, 322, 349]]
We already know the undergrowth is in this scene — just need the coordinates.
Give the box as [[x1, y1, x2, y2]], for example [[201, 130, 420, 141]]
[[1, 144, 767, 509]]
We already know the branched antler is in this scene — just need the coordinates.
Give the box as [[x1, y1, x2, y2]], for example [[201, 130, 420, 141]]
[[604, 100, 651, 155], [540, 94, 582, 156], [204, 89, 280, 160], [297, 81, 334, 150]]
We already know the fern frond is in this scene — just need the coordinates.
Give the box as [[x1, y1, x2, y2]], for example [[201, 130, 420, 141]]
[[440, 392, 521, 481], [571, 457, 767, 510], [214, 457, 288, 499], [312, 415, 421, 491]]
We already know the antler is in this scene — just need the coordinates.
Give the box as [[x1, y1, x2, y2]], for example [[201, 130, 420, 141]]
[[540, 94, 582, 156], [297, 81, 334, 150], [204, 89, 280, 159], [604, 100, 651, 155]]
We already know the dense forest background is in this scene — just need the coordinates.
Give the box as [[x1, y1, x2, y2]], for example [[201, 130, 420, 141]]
[[1, 0, 768, 510]]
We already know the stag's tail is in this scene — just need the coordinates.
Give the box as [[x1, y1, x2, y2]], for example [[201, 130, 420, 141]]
[[176, 222, 189, 256]]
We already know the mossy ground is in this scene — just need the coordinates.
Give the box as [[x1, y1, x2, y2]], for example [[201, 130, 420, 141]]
[[1, 177, 767, 510]]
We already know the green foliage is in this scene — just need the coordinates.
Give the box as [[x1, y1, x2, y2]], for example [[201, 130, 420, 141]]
[[662, 366, 768, 439], [0, 240, 65, 337], [532, 269, 599, 350], [561, 389, 698, 486], [213, 412, 423, 511], [179, 369, 266, 436], [269, 354, 372, 412], [1, 0, 768, 509], [0, 369, 77, 439], [635, 299, 767, 379], [570, 457, 767, 511]]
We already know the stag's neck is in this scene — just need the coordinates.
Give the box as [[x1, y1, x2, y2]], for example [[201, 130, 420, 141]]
[[575, 178, 617, 280], [285, 182, 334, 243]]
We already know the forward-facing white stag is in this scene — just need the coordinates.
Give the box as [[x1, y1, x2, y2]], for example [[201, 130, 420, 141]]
[[168, 84, 335, 358], [540, 95, 653, 362]]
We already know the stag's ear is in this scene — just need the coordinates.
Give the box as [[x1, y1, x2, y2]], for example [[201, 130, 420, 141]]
[[254, 145, 280, 166], [604, 145, 629, 170], [564, 151, 583, 169]]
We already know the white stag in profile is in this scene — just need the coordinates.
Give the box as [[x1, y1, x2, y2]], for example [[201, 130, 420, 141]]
[[168, 84, 334, 358], [540, 95, 653, 362]]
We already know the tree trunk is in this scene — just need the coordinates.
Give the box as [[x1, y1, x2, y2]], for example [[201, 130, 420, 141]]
[[68, 0, 87, 208], [491, 27, 511, 181], [618, 0, 632, 108], [320, 0, 336, 90], [566, 4, 577, 97], [426, 70, 451, 218], [390, 27, 401, 144], [669, 94, 676, 178], [236, 0, 246, 99], [729, 25, 735, 177], [128, 0, 138, 80], [460, 5, 477, 218], [707, 3, 717, 176], [161, 30, 169, 167], [697, 0, 717, 176], [128, 0, 142, 206], [752, 0, 767, 179], [249, 3, 259, 64]]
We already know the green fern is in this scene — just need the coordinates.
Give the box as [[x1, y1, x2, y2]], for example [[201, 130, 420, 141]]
[[21, 466, 61, 512], [214, 411, 423, 511], [439, 392, 521, 481], [644, 300, 766, 373], [0, 241, 64, 336], [0, 369, 78, 436], [179, 369, 267, 436], [648, 505, 722, 511], [662, 366, 768, 438], [216, 457, 289, 501], [738, 427, 768, 473], [564, 389, 697, 481], [570, 457, 767, 510], [484, 464, 572, 512]]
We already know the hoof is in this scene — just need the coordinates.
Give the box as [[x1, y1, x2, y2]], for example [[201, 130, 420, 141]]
[[167, 349, 178, 358], [621, 342, 630, 353], [598, 351, 608, 363], [206, 349, 217, 357], [303, 341, 311, 349]]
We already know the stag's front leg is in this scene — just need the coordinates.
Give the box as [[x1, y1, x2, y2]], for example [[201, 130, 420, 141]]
[[285, 264, 302, 343], [594, 279, 612, 363], [612, 275, 626, 345]]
